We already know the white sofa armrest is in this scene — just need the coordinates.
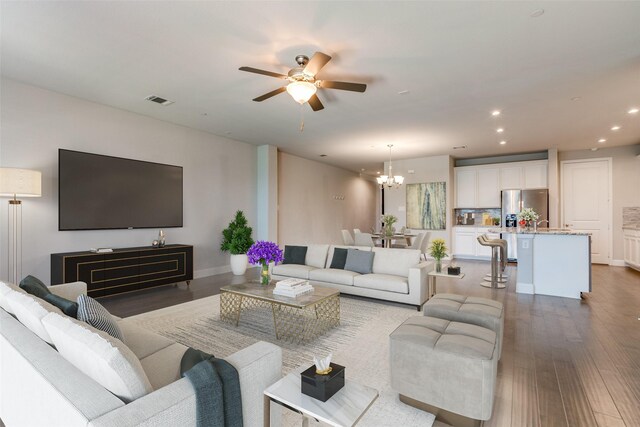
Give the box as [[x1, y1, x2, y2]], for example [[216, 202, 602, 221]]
[[408, 261, 433, 308], [89, 341, 282, 427], [49, 281, 87, 301]]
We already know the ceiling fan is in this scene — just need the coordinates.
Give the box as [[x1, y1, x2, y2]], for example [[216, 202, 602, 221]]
[[239, 52, 367, 111]]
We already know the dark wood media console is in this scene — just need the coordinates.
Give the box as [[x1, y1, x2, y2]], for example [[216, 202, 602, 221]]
[[51, 244, 193, 298]]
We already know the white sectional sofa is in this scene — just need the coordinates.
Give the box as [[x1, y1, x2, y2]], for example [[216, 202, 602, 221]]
[[271, 245, 432, 309], [0, 280, 282, 427]]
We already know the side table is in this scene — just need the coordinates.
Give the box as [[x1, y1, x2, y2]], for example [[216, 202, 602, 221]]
[[264, 371, 378, 427], [428, 267, 465, 298]]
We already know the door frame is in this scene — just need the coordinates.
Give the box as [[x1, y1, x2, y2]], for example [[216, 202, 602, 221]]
[[560, 157, 613, 265]]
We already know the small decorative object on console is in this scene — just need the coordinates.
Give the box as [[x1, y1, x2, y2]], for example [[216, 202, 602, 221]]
[[301, 353, 345, 402], [247, 240, 284, 285], [158, 229, 166, 248], [152, 240, 159, 248]]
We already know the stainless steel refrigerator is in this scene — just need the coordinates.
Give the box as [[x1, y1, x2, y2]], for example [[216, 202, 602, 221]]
[[501, 189, 549, 261]]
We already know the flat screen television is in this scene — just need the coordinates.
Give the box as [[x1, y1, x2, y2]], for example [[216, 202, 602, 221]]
[[59, 149, 183, 230]]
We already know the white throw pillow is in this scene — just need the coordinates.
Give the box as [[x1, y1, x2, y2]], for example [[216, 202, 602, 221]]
[[6, 290, 62, 344], [0, 280, 27, 314], [42, 312, 153, 403]]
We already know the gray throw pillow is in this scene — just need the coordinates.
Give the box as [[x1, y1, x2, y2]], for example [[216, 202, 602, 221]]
[[344, 249, 375, 274], [77, 295, 124, 341]]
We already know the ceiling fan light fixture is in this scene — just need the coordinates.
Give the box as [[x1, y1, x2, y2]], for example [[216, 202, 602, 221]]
[[286, 81, 317, 104]]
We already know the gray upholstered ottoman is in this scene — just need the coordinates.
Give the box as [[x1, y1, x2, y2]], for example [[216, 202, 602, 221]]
[[390, 316, 497, 426], [422, 293, 504, 359]]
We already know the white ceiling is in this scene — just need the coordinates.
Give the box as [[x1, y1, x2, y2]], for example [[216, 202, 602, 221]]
[[2, 1, 640, 173]]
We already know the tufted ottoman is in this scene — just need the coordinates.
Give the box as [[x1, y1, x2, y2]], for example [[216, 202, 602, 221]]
[[390, 316, 498, 426], [422, 293, 504, 359]]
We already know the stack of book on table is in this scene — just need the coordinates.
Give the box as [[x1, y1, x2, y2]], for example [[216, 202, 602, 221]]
[[273, 278, 314, 297]]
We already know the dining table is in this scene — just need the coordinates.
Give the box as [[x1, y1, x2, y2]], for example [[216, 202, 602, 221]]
[[371, 233, 417, 248]]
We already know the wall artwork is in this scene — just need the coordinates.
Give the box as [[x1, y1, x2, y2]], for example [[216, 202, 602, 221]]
[[406, 182, 446, 230]]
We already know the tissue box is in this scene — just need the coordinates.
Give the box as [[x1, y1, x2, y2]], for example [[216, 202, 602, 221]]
[[447, 266, 461, 275], [301, 363, 345, 402]]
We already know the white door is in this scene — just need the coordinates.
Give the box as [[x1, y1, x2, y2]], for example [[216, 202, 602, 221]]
[[561, 159, 611, 264]]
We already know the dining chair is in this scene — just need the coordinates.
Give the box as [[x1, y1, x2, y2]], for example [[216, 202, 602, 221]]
[[410, 233, 425, 250], [420, 232, 432, 260], [354, 232, 375, 247], [353, 228, 361, 234], [341, 229, 355, 246]]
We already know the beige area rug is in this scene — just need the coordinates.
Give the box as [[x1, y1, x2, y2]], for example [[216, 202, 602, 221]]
[[127, 294, 436, 427]]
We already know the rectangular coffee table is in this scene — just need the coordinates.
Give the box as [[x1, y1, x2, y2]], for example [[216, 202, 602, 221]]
[[220, 281, 340, 343]]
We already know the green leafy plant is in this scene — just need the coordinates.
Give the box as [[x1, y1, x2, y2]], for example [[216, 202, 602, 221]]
[[220, 211, 254, 255], [428, 238, 448, 260]]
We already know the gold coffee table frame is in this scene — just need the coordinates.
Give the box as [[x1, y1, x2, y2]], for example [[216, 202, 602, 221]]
[[220, 282, 340, 343]]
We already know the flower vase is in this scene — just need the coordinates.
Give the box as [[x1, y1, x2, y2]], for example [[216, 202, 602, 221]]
[[260, 262, 270, 286], [435, 259, 442, 273]]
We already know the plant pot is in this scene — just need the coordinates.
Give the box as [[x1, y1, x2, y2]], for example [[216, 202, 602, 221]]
[[435, 259, 442, 273], [230, 254, 248, 275]]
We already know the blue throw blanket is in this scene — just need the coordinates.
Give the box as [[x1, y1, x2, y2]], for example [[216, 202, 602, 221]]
[[181, 348, 243, 427]]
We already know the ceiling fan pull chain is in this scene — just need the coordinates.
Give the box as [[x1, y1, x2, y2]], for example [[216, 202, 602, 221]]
[[299, 104, 305, 132]]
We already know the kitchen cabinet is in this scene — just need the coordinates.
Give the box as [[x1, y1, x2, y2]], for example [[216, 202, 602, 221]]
[[455, 169, 477, 208], [524, 163, 548, 188], [477, 168, 501, 207], [500, 166, 523, 190], [623, 228, 640, 271], [453, 227, 500, 259]]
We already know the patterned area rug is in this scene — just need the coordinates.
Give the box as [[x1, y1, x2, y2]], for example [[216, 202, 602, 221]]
[[127, 294, 435, 427]]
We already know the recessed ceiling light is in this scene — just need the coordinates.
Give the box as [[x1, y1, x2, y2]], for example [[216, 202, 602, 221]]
[[360, 168, 365, 171], [611, 125, 621, 131], [571, 97, 581, 101], [398, 90, 410, 95], [491, 110, 501, 116], [628, 108, 639, 114], [496, 128, 504, 133], [598, 138, 607, 143], [591, 147, 599, 152], [377, 171, 380, 174], [499, 140, 507, 145], [530, 8, 545, 18]]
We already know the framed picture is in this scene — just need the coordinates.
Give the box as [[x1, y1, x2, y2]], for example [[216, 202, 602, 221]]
[[406, 182, 446, 230]]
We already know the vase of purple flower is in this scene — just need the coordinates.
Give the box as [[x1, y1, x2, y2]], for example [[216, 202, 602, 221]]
[[246, 241, 284, 285]]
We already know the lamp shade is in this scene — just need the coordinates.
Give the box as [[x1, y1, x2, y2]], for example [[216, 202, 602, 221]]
[[0, 168, 42, 197], [286, 81, 317, 104]]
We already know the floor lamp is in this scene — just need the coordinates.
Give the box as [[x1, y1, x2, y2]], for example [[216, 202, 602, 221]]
[[0, 168, 42, 284]]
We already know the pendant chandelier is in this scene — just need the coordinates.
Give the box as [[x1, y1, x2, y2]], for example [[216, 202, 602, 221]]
[[377, 144, 404, 189]]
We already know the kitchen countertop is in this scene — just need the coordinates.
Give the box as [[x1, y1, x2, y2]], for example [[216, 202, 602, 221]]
[[453, 224, 499, 227], [488, 227, 591, 235], [623, 225, 640, 230]]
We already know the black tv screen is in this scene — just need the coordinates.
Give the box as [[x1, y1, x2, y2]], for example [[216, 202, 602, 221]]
[[59, 149, 183, 230]]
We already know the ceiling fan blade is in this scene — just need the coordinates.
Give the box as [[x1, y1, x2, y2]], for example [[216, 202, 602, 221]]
[[320, 80, 367, 93], [308, 94, 324, 111], [239, 66, 287, 79], [303, 52, 332, 76], [252, 87, 287, 102]]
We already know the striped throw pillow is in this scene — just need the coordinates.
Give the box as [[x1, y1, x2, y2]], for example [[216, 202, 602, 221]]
[[77, 295, 124, 341]]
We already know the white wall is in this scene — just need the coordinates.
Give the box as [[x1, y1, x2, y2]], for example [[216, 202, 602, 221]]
[[382, 155, 454, 246], [0, 78, 257, 283], [278, 152, 377, 245], [559, 144, 640, 261]]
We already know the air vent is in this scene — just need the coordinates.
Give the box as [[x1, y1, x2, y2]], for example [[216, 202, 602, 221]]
[[453, 145, 467, 150], [145, 95, 174, 106]]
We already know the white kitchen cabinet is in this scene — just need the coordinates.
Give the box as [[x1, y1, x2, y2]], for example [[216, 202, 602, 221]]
[[524, 162, 548, 188], [453, 228, 476, 257], [477, 168, 501, 207], [455, 169, 477, 208], [500, 166, 524, 190], [623, 228, 640, 271]]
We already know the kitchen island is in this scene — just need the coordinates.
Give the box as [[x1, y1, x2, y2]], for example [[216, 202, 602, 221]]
[[490, 228, 591, 299]]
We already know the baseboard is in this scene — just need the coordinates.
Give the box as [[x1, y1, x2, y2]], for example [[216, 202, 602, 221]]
[[609, 259, 626, 267], [194, 264, 259, 279], [516, 282, 534, 294]]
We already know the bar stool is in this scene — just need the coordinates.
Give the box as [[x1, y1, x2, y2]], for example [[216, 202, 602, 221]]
[[477, 234, 506, 289], [479, 235, 509, 283]]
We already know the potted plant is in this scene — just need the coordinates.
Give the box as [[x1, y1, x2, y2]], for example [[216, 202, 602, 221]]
[[220, 210, 255, 275], [428, 238, 448, 273], [247, 241, 284, 285], [517, 208, 539, 230], [381, 214, 398, 237]]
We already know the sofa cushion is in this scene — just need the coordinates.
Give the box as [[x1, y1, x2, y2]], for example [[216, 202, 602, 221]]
[[329, 248, 348, 269], [0, 280, 28, 314], [6, 291, 62, 344], [283, 245, 308, 265], [139, 342, 189, 390], [77, 295, 125, 341], [353, 273, 409, 294], [19, 275, 50, 299], [118, 321, 174, 359], [371, 247, 420, 278], [42, 312, 153, 402], [305, 244, 330, 268], [272, 264, 315, 279], [309, 268, 359, 286], [344, 249, 375, 274], [43, 293, 79, 318], [325, 245, 372, 268]]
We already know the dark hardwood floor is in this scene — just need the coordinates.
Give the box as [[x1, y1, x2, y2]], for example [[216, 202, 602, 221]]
[[99, 260, 640, 427]]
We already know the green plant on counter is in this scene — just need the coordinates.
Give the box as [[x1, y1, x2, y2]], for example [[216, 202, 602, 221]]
[[220, 210, 254, 255]]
